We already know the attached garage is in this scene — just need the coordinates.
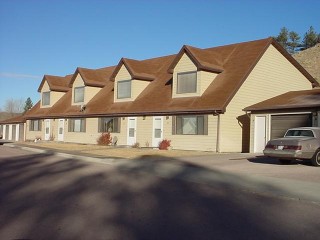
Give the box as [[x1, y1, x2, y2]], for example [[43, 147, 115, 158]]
[[0, 115, 26, 142], [244, 88, 320, 153], [270, 113, 312, 139]]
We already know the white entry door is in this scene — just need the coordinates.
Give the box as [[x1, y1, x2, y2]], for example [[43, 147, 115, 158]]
[[254, 116, 267, 153], [44, 119, 51, 140], [152, 116, 164, 147], [127, 117, 137, 146], [58, 119, 65, 141]]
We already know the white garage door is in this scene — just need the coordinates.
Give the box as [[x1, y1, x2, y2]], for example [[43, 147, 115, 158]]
[[271, 114, 312, 139]]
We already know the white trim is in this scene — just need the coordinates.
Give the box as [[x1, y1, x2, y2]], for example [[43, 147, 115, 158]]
[[254, 116, 267, 153], [269, 111, 312, 116], [152, 116, 164, 147], [58, 119, 65, 141], [127, 117, 137, 145], [44, 119, 51, 140]]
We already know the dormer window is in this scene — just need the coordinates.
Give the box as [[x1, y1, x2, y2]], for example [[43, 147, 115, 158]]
[[177, 71, 197, 94], [74, 86, 84, 103], [117, 80, 132, 99], [42, 91, 50, 106]]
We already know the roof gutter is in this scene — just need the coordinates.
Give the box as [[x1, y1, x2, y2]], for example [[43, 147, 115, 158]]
[[25, 109, 224, 120]]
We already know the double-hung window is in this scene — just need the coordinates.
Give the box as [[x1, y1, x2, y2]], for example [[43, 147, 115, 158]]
[[68, 118, 86, 132], [29, 120, 42, 131], [98, 117, 121, 133], [173, 115, 208, 135], [74, 87, 85, 103], [177, 71, 197, 94], [42, 92, 50, 106], [117, 80, 131, 99]]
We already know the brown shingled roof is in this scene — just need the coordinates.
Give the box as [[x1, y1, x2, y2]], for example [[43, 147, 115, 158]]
[[38, 74, 73, 92], [0, 114, 25, 124], [69, 66, 116, 88], [244, 88, 320, 111], [168, 45, 224, 74], [110, 57, 161, 81], [26, 37, 318, 119]]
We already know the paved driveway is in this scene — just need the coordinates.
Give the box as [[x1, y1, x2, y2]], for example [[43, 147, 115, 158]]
[[1, 145, 320, 240]]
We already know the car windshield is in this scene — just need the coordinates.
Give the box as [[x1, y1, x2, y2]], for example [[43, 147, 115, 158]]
[[285, 129, 314, 137]]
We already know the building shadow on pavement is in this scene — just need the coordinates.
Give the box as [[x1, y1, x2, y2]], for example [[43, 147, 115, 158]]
[[0, 153, 319, 240]]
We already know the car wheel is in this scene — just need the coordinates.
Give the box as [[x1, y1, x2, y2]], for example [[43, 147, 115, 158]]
[[279, 159, 292, 164], [311, 150, 320, 167]]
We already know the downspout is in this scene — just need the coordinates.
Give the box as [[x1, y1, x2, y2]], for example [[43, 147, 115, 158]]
[[216, 113, 221, 153]]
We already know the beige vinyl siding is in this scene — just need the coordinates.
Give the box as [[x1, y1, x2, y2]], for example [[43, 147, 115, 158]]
[[63, 117, 127, 145], [173, 53, 198, 98], [72, 74, 101, 105], [25, 120, 44, 141], [136, 116, 153, 147], [199, 71, 218, 93], [172, 53, 217, 98], [114, 65, 131, 103], [163, 115, 218, 151], [114, 65, 150, 102], [132, 80, 149, 100], [51, 92, 65, 106], [219, 44, 313, 153], [85, 86, 101, 103], [40, 81, 65, 108]]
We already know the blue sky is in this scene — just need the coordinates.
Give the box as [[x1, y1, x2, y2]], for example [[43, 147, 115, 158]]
[[0, 0, 319, 111]]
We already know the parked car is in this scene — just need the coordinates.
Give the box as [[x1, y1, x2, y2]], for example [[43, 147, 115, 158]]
[[263, 127, 320, 167]]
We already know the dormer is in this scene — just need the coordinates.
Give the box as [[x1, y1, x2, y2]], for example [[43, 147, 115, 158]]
[[69, 67, 111, 106], [168, 45, 224, 98], [110, 58, 155, 103], [38, 75, 71, 108]]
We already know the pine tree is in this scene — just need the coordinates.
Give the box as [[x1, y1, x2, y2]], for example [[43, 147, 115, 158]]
[[303, 26, 318, 49], [276, 27, 289, 49], [24, 97, 33, 113], [287, 31, 300, 54]]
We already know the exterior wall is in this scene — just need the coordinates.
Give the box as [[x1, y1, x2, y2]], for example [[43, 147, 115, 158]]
[[51, 92, 65, 106], [219, 44, 313, 153], [63, 117, 128, 145], [164, 115, 218, 151], [25, 119, 44, 141], [172, 53, 217, 98], [136, 116, 153, 147], [199, 71, 218, 93], [132, 80, 149, 100], [114, 65, 150, 102], [58, 115, 218, 151], [47, 119, 58, 141], [40, 81, 65, 108], [72, 74, 101, 105]]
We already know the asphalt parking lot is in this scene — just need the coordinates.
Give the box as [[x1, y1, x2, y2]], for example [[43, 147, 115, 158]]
[[3, 143, 320, 203], [1, 144, 320, 240]]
